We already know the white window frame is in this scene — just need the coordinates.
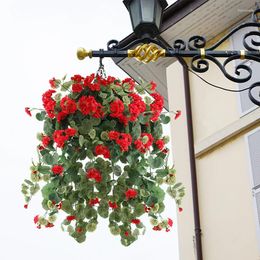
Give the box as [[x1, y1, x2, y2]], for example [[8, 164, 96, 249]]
[[245, 126, 260, 252]]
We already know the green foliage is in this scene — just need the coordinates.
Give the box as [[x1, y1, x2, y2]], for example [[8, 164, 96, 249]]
[[22, 74, 184, 246]]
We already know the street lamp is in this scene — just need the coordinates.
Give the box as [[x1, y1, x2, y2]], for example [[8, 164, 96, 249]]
[[123, 0, 168, 39]]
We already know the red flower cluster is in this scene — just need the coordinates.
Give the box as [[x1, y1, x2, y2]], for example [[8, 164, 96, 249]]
[[155, 139, 165, 151], [131, 219, 141, 225], [52, 165, 64, 175], [150, 93, 164, 122], [125, 188, 138, 200], [86, 168, 102, 182], [108, 131, 132, 152], [42, 135, 51, 147], [66, 215, 76, 222], [108, 201, 118, 209], [71, 74, 84, 83], [109, 99, 124, 117], [95, 144, 110, 159], [78, 96, 104, 118], [42, 89, 56, 118], [60, 96, 77, 114], [134, 133, 154, 153], [53, 128, 77, 148], [89, 198, 100, 206], [128, 93, 146, 122]]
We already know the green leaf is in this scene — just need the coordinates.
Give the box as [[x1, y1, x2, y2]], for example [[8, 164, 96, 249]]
[[151, 186, 165, 203], [113, 165, 122, 176], [42, 153, 54, 165], [41, 183, 55, 200], [36, 111, 46, 121], [151, 157, 164, 169], [138, 114, 149, 125], [160, 114, 171, 124], [24, 179, 33, 186], [61, 81, 72, 91], [79, 135, 85, 147], [132, 122, 141, 140], [173, 183, 182, 189], [156, 169, 168, 177], [38, 165, 51, 174], [43, 118, 53, 136]]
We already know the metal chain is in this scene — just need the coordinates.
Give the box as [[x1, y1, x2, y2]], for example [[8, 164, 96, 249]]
[[96, 49, 107, 78]]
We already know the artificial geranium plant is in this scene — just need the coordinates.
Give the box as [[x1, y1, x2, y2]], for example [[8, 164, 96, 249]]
[[22, 73, 184, 246]]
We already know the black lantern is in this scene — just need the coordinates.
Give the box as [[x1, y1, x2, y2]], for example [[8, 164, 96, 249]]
[[123, 0, 168, 39]]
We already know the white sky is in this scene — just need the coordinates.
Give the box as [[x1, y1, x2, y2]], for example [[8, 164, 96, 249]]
[[0, 1, 179, 260]]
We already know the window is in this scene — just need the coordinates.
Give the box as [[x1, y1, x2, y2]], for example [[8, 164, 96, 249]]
[[246, 127, 260, 250], [231, 23, 259, 115]]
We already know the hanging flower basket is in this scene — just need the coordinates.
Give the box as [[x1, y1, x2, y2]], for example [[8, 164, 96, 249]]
[[22, 73, 185, 246]]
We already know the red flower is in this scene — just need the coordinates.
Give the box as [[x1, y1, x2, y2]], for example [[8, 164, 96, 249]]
[[134, 133, 154, 153], [72, 83, 83, 93], [128, 93, 146, 122], [57, 201, 62, 210], [89, 82, 100, 92], [116, 133, 132, 152], [153, 225, 162, 231], [42, 136, 51, 147], [53, 129, 75, 148], [49, 77, 56, 88], [150, 92, 164, 122], [178, 207, 183, 213], [66, 215, 76, 222], [34, 215, 39, 224], [83, 73, 95, 87], [108, 131, 120, 140], [168, 218, 173, 227], [86, 168, 102, 182], [66, 128, 77, 137], [24, 204, 28, 209], [52, 165, 64, 175], [42, 89, 56, 119], [155, 139, 165, 151], [125, 189, 138, 200], [144, 205, 151, 212], [71, 74, 83, 83], [174, 110, 181, 120], [150, 81, 157, 91], [78, 96, 103, 117], [95, 144, 110, 159], [89, 197, 100, 206], [45, 223, 54, 228], [76, 227, 83, 233], [109, 99, 125, 118], [124, 231, 129, 237], [122, 78, 135, 91], [60, 96, 77, 114], [25, 107, 32, 117], [108, 201, 118, 209], [131, 219, 141, 225]]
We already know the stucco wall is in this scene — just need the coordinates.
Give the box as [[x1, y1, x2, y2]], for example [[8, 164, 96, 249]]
[[166, 50, 260, 260]]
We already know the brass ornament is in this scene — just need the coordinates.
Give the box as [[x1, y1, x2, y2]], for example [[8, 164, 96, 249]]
[[128, 44, 166, 63], [77, 48, 93, 60]]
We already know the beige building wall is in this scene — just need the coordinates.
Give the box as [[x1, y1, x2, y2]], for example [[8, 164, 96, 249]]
[[166, 38, 260, 260]]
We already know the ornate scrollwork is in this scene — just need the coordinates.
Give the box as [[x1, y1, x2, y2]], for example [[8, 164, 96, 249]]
[[249, 82, 260, 106], [243, 31, 260, 51], [188, 36, 206, 50]]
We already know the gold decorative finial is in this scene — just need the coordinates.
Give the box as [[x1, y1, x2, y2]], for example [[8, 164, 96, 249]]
[[128, 44, 166, 63], [77, 48, 93, 60]]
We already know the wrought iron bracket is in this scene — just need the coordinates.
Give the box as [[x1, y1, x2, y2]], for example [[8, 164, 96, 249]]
[[77, 8, 260, 106]]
